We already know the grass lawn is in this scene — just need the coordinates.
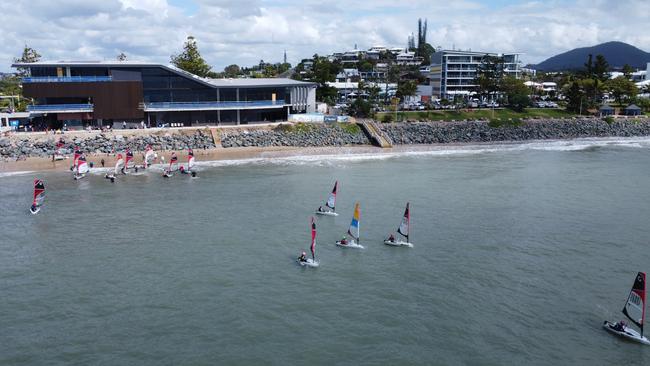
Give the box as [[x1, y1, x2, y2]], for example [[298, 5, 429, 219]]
[[375, 108, 577, 122]]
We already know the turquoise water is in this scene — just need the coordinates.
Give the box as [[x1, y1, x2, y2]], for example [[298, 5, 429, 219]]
[[2, 138, 650, 365]]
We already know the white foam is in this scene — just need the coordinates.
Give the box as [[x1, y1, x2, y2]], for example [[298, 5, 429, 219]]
[[199, 136, 650, 167], [0, 170, 35, 178]]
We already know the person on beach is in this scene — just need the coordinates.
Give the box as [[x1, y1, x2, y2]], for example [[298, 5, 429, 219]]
[[100, 159, 105, 168]]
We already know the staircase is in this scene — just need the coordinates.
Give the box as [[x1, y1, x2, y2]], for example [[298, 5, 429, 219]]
[[357, 120, 392, 148]]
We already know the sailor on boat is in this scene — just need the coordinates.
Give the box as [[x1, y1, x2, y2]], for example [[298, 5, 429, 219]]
[[339, 236, 348, 245], [298, 251, 307, 263], [613, 320, 627, 332]]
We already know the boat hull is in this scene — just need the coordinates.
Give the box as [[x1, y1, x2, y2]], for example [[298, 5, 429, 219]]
[[29, 207, 40, 215], [336, 240, 364, 249], [384, 239, 413, 247], [315, 211, 338, 216], [73, 174, 85, 180], [298, 258, 319, 267], [603, 321, 650, 345]]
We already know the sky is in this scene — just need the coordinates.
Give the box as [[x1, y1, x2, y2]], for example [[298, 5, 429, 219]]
[[1, 0, 649, 72]]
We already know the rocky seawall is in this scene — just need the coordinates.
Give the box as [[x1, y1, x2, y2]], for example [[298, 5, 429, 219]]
[[0, 130, 215, 160], [219, 123, 369, 148], [378, 119, 650, 144], [3, 119, 650, 161]]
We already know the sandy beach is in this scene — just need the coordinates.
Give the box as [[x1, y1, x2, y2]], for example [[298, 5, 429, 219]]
[[0, 145, 387, 173]]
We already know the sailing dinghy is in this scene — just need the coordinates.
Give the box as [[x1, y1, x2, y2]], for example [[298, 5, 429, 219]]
[[299, 217, 319, 267], [384, 202, 413, 247], [336, 202, 364, 249], [180, 149, 197, 177], [70, 146, 82, 171], [143, 145, 156, 169], [73, 155, 89, 180], [30, 179, 45, 214], [162, 153, 178, 178], [123, 149, 135, 174], [54, 139, 65, 161], [603, 272, 649, 345], [316, 181, 338, 216], [105, 153, 123, 182]]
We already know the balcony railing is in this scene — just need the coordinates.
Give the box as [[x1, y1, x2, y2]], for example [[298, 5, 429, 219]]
[[23, 76, 113, 83], [143, 100, 285, 111], [27, 104, 94, 112]]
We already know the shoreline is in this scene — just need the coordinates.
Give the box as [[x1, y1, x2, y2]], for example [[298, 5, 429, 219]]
[[3, 135, 650, 174]]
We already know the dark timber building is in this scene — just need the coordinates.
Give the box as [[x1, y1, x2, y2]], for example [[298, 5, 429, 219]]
[[12, 61, 317, 129]]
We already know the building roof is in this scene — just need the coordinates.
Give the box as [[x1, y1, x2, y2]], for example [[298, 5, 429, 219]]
[[625, 104, 642, 110], [600, 104, 614, 110], [11, 60, 316, 88]]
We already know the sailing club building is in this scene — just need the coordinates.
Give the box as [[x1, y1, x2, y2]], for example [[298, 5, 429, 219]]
[[12, 61, 317, 128]]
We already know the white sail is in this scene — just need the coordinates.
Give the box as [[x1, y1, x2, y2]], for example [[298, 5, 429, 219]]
[[326, 181, 337, 209], [114, 157, 124, 175], [77, 160, 89, 174], [397, 203, 410, 239]]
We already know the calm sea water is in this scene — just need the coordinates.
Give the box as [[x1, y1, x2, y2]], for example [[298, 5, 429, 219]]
[[2, 138, 650, 365]]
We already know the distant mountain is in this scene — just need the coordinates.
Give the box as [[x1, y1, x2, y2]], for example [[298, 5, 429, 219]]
[[534, 41, 650, 71]]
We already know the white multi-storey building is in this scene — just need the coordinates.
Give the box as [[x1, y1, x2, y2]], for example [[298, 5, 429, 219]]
[[427, 50, 522, 100]]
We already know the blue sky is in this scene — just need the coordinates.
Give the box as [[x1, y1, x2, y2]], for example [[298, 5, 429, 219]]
[[1, 0, 648, 72]]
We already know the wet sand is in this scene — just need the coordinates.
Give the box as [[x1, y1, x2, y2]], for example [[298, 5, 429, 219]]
[[0, 145, 386, 173]]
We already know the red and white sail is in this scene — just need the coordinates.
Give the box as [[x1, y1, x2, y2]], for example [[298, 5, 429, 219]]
[[397, 202, 410, 241], [168, 153, 178, 172], [32, 179, 45, 209], [326, 181, 338, 210], [72, 146, 82, 168], [310, 217, 316, 260], [144, 145, 155, 168], [187, 149, 195, 171], [76, 155, 89, 174], [114, 153, 124, 175], [124, 149, 134, 172], [623, 272, 646, 335]]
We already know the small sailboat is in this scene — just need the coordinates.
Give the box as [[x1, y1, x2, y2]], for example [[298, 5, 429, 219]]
[[122, 149, 134, 174], [603, 272, 649, 345], [298, 217, 319, 267], [162, 152, 178, 178], [143, 145, 156, 169], [384, 202, 413, 247], [73, 154, 89, 180], [54, 139, 65, 161], [316, 181, 338, 216], [70, 146, 82, 171], [105, 153, 123, 182], [336, 202, 364, 249], [180, 148, 197, 177], [29, 179, 45, 214]]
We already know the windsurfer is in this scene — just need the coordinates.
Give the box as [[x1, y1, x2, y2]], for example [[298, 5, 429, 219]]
[[317, 206, 324, 212], [339, 236, 347, 245], [388, 233, 395, 242]]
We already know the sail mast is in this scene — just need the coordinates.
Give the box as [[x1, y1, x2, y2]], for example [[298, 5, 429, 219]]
[[310, 217, 316, 261]]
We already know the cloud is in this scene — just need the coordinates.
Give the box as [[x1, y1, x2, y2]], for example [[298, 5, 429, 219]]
[[1, 0, 649, 72]]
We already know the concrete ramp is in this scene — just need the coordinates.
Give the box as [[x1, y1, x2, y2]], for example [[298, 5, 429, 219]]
[[357, 120, 392, 148]]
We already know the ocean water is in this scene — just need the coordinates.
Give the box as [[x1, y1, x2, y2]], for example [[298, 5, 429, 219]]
[[2, 137, 650, 365]]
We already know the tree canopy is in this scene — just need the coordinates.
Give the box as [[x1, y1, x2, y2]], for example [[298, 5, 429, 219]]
[[13, 44, 41, 76], [170, 36, 214, 78]]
